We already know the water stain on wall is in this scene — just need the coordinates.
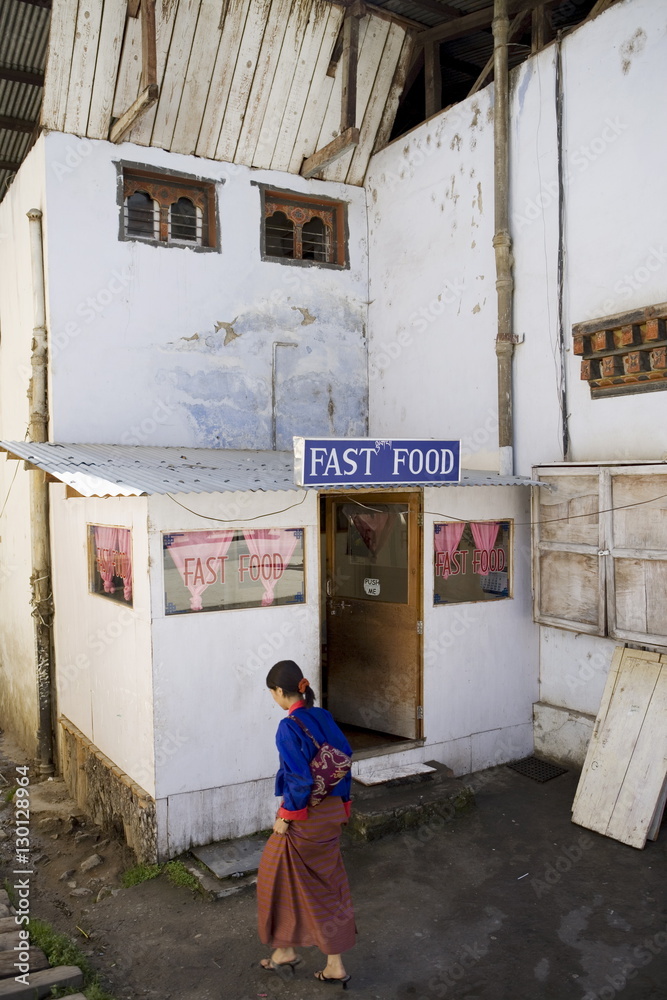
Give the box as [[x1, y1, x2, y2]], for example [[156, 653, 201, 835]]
[[620, 27, 647, 75]]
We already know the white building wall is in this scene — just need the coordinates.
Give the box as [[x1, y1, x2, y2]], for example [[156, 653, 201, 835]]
[[146, 487, 319, 854], [365, 88, 499, 471], [365, 0, 667, 767], [42, 134, 369, 451], [50, 488, 155, 794], [367, 0, 667, 477], [513, 0, 667, 470], [423, 485, 537, 773], [0, 138, 47, 753]]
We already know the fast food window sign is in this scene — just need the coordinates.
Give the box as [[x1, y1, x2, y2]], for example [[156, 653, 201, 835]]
[[433, 521, 511, 605], [294, 437, 460, 486], [163, 528, 305, 614]]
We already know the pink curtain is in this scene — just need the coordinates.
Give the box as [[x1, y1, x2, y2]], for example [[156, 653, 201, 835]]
[[470, 522, 500, 574], [167, 531, 234, 611], [94, 526, 119, 593], [351, 512, 391, 557], [116, 528, 133, 602], [434, 522, 465, 579], [243, 529, 299, 607]]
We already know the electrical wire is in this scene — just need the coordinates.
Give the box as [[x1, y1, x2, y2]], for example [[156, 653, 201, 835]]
[[0, 428, 30, 520], [166, 490, 309, 522], [311, 490, 667, 530], [424, 491, 667, 528]]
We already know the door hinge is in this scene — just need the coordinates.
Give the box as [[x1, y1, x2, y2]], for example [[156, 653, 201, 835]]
[[417, 705, 424, 720], [417, 620, 424, 635], [417, 513, 424, 527]]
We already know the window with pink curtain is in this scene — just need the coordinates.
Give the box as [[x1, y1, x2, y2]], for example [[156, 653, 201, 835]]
[[434, 522, 465, 579], [433, 521, 511, 605], [163, 528, 305, 614], [90, 525, 133, 605], [116, 528, 133, 601], [470, 522, 500, 575], [350, 511, 392, 558], [243, 529, 299, 606], [93, 525, 118, 593], [165, 531, 234, 611]]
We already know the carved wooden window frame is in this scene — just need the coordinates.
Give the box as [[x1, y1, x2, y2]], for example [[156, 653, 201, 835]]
[[260, 187, 348, 268], [120, 165, 218, 250], [573, 302, 667, 398]]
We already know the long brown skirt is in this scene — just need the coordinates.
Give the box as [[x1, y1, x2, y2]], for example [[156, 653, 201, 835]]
[[257, 796, 356, 955]]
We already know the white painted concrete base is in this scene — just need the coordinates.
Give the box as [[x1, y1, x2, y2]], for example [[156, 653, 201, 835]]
[[533, 701, 595, 768], [351, 722, 534, 782], [157, 776, 277, 860], [157, 721, 535, 858]]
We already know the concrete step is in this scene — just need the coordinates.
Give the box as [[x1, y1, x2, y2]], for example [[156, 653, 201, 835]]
[[347, 761, 474, 841]]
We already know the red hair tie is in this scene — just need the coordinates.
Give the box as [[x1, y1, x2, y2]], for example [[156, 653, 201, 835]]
[[298, 678, 310, 694]]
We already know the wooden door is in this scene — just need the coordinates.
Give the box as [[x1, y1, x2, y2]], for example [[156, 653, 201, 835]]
[[325, 493, 422, 739]]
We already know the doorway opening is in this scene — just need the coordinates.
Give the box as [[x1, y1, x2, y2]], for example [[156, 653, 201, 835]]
[[320, 491, 423, 754]]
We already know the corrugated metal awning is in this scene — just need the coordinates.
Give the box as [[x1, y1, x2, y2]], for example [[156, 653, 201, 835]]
[[0, 440, 543, 497]]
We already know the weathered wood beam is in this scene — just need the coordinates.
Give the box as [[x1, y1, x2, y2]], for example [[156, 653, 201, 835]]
[[141, 0, 157, 90], [300, 127, 360, 178], [587, 0, 617, 18], [531, 4, 551, 53], [467, 9, 530, 95], [324, 1, 423, 31], [424, 43, 442, 118], [0, 66, 45, 87], [419, 0, 569, 45], [0, 114, 37, 132], [341, 9, 362, 132], [14, 0, 51, 8], [109, 84, 159, 144], [0, 160, 22, 172], [327, 26, 345, 78], [127, 0, 141, 17]]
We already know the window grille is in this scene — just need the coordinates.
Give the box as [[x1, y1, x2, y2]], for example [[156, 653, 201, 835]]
[[121, 167, 216, 249], [262, 190, 346, 267]]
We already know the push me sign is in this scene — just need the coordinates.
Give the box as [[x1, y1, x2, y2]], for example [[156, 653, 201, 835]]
[[294, 437, 461, 487]]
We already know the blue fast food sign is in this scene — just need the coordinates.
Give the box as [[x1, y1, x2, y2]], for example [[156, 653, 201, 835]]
[[294, 437, 460, 487]]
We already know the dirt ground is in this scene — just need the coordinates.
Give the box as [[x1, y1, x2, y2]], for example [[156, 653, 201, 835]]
[[1, 728, 666, 1000]]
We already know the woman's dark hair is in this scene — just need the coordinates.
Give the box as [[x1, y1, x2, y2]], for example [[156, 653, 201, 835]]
[[266, 660, 316, 708]]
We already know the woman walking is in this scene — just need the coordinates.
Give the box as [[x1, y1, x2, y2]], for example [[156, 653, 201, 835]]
[[257, 659, 356, 989]]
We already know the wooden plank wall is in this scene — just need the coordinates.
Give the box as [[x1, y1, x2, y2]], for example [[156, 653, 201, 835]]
[[41, 0, 410, 186]]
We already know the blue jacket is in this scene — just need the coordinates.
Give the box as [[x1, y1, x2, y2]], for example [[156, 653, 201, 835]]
[[275, 703, 352, 819]]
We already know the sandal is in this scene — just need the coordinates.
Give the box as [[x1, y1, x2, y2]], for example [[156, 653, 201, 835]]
[[314, 970, 352, 990], [260, 956, 302, 975]]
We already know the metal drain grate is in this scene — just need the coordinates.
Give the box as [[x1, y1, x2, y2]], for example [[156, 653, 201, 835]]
[[506, 755, 568, 783]]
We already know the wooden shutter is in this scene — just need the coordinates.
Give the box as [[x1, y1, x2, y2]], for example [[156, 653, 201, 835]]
[[533, 468, 606, 635], [607, 468, 667, 646]]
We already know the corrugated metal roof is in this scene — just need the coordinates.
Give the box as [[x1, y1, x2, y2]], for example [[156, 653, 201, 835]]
[[0, 442, 300, 496], [0, 441, 542, 496], [0, 0, 50, 200]]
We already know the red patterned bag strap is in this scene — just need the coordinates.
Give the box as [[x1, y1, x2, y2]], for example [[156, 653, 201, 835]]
[[289, 715, 322, 750]]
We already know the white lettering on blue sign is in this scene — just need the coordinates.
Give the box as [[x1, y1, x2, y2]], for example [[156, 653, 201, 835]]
[[295, 438, 461, 487]]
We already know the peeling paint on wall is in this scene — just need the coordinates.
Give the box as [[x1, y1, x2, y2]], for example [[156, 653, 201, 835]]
[[292, 306, 316, 326]]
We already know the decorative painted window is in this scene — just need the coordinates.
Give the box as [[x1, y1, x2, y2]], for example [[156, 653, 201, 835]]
[[574, 301, 667, 398], [261, 188, 347, 267], [163, 528, 305, 614], [433, 521, 512, 605], [120, 166, 217, 249], [89, 525, 133, 606], [533, 465, 667, 647]]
